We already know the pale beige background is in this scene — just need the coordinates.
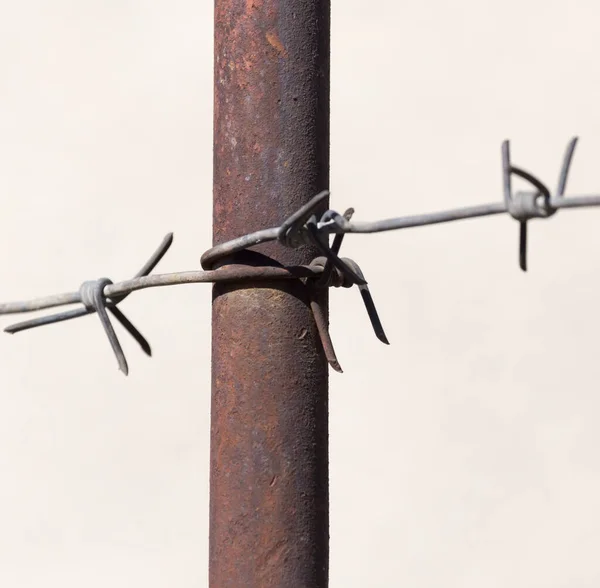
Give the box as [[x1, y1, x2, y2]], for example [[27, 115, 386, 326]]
[[1, 1, 600, 586]]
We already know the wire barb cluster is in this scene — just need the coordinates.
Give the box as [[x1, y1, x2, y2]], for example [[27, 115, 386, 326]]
[[1, 137, 600, 374]]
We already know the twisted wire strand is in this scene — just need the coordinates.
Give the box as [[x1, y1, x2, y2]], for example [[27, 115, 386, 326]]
[[2, 137, 600, 374], [0, 265, 324, 317]]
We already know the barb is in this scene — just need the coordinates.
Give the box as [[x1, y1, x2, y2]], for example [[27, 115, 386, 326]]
[[3, 234, 175, 373], [304, 206, 388, 372], [304, 207, 351, 373], [2, 137, 600, 374], [81, 278, 130, 375], [307, 282, 342, 373], [341, 258, 389, 345], [557, 137, 578, 197], [316, 208, 355, 288]]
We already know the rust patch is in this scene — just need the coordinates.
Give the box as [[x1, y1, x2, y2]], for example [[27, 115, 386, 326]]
[[266, 30, 288, 58]]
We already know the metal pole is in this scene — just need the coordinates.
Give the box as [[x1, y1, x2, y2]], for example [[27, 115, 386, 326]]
[[210, 2, 331, 587]]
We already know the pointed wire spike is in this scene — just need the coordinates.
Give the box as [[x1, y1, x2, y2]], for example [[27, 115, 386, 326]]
[[90, 280, 129, 375], [519, 221, 528, 272], [329, 359, 344, 373], [108, 306, 152, 357], [557, 136, 579, 197], [340, 258, 389, 344], [358, 285, 390, 344], [107, 233, 175, 306], [4, 307, 92, 333], [307, 284, 343, 373], [134, 232, 174, 279], [502, 140, 512, 207]]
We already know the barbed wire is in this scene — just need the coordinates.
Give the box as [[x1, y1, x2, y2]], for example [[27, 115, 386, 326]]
[[1, 137, 599, 374]]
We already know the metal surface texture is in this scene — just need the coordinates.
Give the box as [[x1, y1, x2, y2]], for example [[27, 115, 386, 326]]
[[211, 1, 331, 587]]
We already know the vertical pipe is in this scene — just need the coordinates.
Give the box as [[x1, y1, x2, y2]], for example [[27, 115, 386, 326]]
[[211, 2, 330, 587]]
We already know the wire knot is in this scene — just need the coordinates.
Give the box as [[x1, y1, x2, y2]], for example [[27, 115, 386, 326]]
[[78, 276, 152, 375], [80, 278, 113, 311], [507, 191, 556, 221], [309, 257, 353, 288]]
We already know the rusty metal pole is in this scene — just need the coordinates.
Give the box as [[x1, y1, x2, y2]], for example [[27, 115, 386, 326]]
[[210, 2, 330, 587]]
